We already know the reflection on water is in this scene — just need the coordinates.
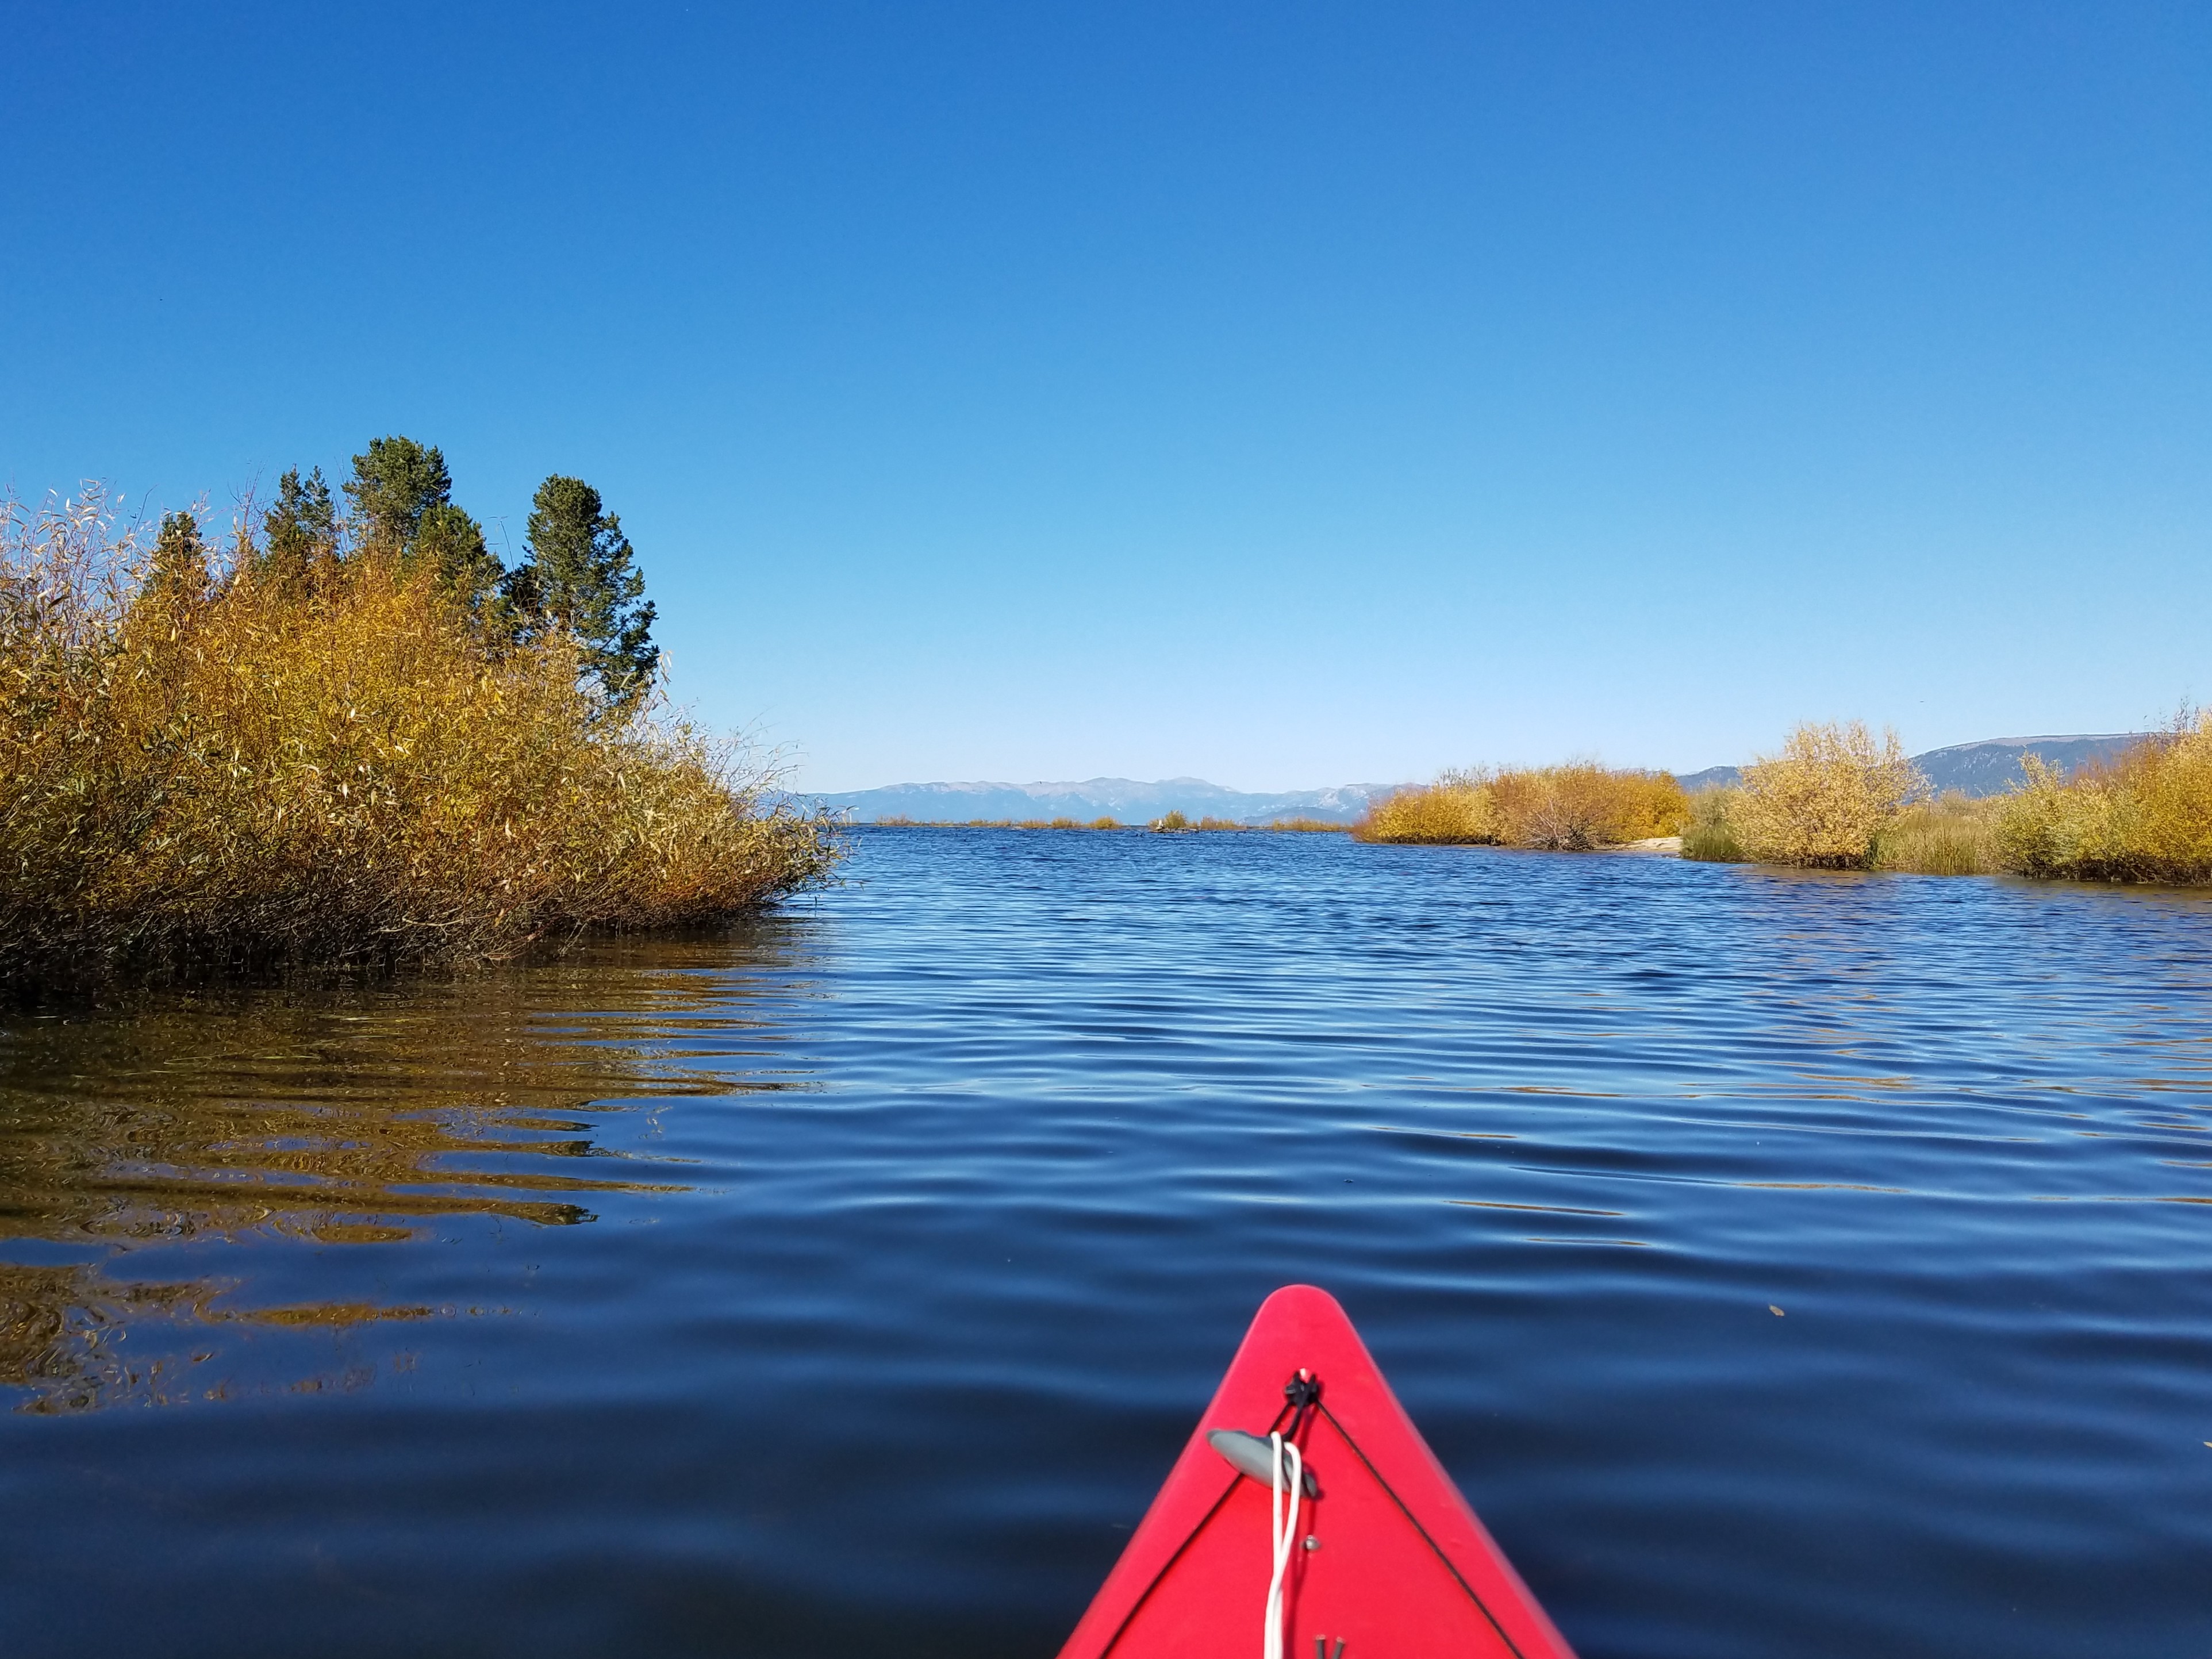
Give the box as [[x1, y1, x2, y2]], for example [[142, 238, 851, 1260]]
[[2, 1262, 221, 1412], [0, 926, 813, 1413], [0, 1260, 445, 1414]]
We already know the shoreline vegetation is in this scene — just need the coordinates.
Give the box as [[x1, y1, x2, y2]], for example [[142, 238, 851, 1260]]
[[11, 441, 2198, 1003], [1, 448, 841, 990], [1683, 716, 2212, 882], [1352, 764, 1688, 850], [1359, 717, 2212, 885]]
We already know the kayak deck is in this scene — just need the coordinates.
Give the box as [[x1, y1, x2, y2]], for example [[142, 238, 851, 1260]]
[[1059, 1284, 1576, 1659]]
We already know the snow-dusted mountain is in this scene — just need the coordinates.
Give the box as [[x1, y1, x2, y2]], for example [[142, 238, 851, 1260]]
[[818, 777, 1387, 825]]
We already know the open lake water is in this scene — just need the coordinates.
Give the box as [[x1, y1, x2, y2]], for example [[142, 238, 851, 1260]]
[[3, 829, 2210, 1657]]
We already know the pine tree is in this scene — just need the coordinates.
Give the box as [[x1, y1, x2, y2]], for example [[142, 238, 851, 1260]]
[[260, 466, 336, 593], [416, 501, 506, 617], [145, 510, 212, 606], [506, 475, 657, 706], [343, 436, 508, 619], [345, 436, 454, 552]]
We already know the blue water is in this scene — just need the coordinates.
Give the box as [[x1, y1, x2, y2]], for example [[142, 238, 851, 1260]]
[[3, 830, 2210, 1657]]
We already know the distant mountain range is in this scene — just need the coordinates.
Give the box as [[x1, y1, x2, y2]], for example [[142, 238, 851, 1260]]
[[1676, 734, 2148, 798], [822, 735, 2153, 825], [819, 777, 1386, 825]]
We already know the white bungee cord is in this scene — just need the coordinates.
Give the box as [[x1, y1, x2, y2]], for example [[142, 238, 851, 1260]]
[[1264, 1429, 1304, 1659]]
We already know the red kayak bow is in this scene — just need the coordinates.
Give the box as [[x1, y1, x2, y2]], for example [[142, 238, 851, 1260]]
[[1059, 1285, 1577, 1659]]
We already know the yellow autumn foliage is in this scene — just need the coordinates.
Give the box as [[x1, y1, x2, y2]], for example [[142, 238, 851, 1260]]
[[0, 487, 839, 986], [1354, 764, 1687, 850], [1995, 713, 2212, 882], [1728, 721, 1923, 869]]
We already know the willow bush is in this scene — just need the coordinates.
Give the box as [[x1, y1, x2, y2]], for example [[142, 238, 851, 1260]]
[[1994, 713, 2212, 882], [1354, 765, 1687, 849], [1727, 721, 1923, 869], [1495, 764, 1685, 849], [1351, 770, 1499, 844], [0, 486, 839, 986]]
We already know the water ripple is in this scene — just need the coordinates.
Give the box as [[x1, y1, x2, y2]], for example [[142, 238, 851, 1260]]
[[2, 833, 2210, 1657]]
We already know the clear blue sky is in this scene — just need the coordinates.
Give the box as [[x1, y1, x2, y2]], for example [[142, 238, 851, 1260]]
[[4, 2, 2205, 790]]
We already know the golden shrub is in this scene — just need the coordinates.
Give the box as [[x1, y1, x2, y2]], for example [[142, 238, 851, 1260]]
[[1351, 771, 1500, 844], [1491, 763, 1687, 849], [1354, 765, 1685, 848], [1730, 721, 1923, 869], [1995, 715, 2212, 882], [0, 487, 840, 985]]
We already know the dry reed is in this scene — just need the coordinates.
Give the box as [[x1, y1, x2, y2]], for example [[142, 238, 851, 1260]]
[[0, 486, 840, 986], [1679, 789, 1746, 862], [1873, 794, 2000, 876]]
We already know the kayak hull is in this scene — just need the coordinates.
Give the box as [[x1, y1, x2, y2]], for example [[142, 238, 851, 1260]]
[[1058, 1284, 1577, 1659]]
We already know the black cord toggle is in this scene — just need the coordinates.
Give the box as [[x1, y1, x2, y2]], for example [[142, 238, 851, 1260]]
[[1283, 1368, 1322, 1444]]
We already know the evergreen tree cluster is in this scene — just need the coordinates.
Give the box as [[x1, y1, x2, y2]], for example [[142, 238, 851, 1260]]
[[241, 435, 658, 706]]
